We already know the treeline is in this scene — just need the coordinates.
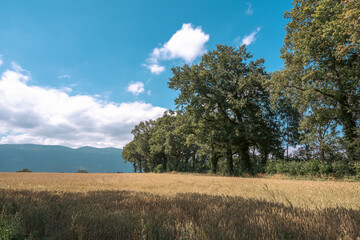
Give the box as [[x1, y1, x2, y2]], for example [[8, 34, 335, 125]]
[[122, 0, 359, 176]]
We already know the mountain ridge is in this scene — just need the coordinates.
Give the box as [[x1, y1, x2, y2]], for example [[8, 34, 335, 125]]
[[0, 144, 133, 173]]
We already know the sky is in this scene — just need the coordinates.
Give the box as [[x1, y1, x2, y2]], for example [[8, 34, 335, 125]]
[[0, 0, 293, 148]]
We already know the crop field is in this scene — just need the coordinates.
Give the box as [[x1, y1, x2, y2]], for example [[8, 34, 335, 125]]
[[0, 172, 359, 239]]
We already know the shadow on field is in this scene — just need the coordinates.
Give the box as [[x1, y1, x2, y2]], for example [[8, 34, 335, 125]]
[[0, 190, 359, 240]]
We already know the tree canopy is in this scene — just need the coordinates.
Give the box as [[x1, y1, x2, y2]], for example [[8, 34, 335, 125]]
[[122, 0, 359, 176]]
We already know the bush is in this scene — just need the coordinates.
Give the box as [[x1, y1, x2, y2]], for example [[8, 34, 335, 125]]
[[302, 159, 320, 176], [265, 159, 358, 178], [331, 161, 350, 177], [16, 168, 32, 173], [265, 160, 277, 174], [352, 162, 360, 176], [77, 169, 88, 173], [319, 163, 333, 176], [154, 164, 163, 173]]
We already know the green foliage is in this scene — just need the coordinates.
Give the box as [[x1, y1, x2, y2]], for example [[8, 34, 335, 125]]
[[0, 214, 23, 240], [154, 164, 163, 173], [122, 111, 202, 174], [122, 1, 360, 176], [269, 0, 360, 161], [331, 161, 350, 178], [77, 169, 88, 173], [266, 159, 360, 178], [168, 45, 282, 173], [352, 162, 360, 177]]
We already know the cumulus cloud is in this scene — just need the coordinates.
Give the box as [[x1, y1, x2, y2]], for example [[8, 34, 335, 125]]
[[245, 2, 253, 15], [127, 82, 145, 96], [241, 27, 261, 46], [0, 69, 166, 148], [59, 74, 71, 79], [145, 23, 209, 74], [147, 64, 165, 75]]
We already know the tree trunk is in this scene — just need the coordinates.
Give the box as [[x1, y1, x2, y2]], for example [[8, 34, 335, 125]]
[[226, 148, 234, 175], [162, 155, 167, 172], [286, 143, 289, 161], [339, 103, 358, 161], [261, 149, 269, 166], [240, 141, 251, 173], [319, 140, 325, 162], [192, 152, 196, 172], [210, 154, 219, 174]]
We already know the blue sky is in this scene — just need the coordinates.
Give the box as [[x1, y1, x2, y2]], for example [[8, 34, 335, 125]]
[[0, 0, 292, 148]]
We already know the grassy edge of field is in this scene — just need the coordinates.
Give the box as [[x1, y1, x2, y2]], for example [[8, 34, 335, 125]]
[[1, 189, 360, 240]]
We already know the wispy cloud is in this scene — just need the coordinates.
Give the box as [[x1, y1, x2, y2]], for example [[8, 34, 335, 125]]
[[59, 74, 71, 79], [0, 55, 3, 67], [245, 2, 253, 15], [127, 81, 145, 96], [241, 27, 261, 46], [11, 61, 31, 79], [11, 61, 25, 72], [145, 23, 210, 74]]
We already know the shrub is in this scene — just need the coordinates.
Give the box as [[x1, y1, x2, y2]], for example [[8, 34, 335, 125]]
[[352, 162, 360, 176], [288, 161, 302, 176], [302, 159, 320, 176], [154, 164, 163, 173], [16, 168, 32, 173], [265, 159, 358, 178], [265, 160, 277, 174], [77, 169, 88, 173], [331, 161, 350, 177], [318, 162, 333, 176]]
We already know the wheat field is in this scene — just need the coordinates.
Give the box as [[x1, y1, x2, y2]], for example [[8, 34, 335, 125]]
[[0, 172, 359, 239], [1, 172, 359, 209]]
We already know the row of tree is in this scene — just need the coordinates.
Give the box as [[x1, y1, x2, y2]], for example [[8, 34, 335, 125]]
[[122, 0, 359, 175]]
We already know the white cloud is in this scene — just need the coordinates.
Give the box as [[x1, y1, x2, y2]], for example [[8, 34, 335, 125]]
[[59, 74, 71, 79], [145, 23, 209, 74], [0, 55, 3, 67], [0, 69, 166, 148], [127, 82, 145, 96], [11, 61, 25, 72], [11, 61, 31, 79], [241, 27, 261, 46], [147, 64, 165, 75], [245, 2, 253, 15]]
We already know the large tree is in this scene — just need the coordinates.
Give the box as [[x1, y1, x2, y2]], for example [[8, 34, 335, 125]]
[[168, 45, 282, 173], [271, 0, 360, 161]]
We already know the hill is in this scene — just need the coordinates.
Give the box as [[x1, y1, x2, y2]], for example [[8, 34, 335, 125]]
[[0, 144, 133, 173]]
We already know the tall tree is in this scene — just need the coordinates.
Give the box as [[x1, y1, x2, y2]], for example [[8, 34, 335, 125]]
[[122, 120, 155, 172], [271, 0, 360, 161], [168, 45, 281, 173]]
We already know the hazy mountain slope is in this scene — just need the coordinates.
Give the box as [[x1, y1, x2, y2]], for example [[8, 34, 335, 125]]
[[0, 144, 133, 173]]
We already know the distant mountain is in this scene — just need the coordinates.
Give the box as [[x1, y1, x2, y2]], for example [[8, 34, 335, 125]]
[[0, 144, 133, 173]]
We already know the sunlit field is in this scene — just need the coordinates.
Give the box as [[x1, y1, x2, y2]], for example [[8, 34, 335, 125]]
[[1, 172, 359, 209], [1, 173, 359, 239]]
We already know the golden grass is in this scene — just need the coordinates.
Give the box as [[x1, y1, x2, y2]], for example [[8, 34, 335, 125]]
[[0, 172, 359, 209]]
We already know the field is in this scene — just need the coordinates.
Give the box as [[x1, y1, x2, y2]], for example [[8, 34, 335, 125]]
[[0, 173, 359, 239]]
